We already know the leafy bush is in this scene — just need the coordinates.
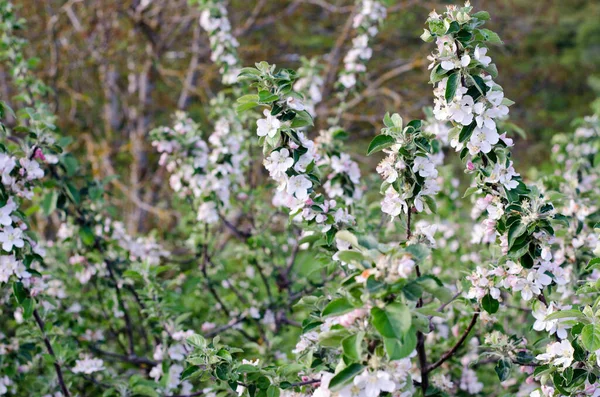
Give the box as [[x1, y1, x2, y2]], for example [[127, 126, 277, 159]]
[[0, 1, 599, 397]]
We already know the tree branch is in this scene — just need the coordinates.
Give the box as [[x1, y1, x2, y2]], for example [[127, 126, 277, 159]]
[[33, 309, 71, 397], [426, 312, 479, 373]]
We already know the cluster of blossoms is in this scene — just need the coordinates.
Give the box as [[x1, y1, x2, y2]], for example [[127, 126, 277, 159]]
[[239, 62, 355, 236], [422, 3, 600, 395], [293, 70, 364, 208], [292, 1, 388, 210], [195, 0, 241, 84], [0, 148, 47, 288], [423, 3, 560, 306], [150, 103, 247, 224], [311, 364, 414, 397], [373, 113, 441, 218], [314, 128, 364, 206], [293, 57, 324, 117], [337, 0, 386, 91], [549, 113, 600, 265], [51, 217, 168, 289], [0, 1, 62, 295]]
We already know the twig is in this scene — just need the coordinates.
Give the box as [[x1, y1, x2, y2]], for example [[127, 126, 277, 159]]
[[33, 309, 71, 397], [178, 24, 202, 109], [437, 291, 462, 313], [235, 0, 268, 36], [167, 390, 204, 397], [426, 312, 480, 373], [90, 345, 157, 367], [407, 209, 429, 393], [219, 212, 251, 241], [104, 259, 136, 355], [288, 378, 320, 387]]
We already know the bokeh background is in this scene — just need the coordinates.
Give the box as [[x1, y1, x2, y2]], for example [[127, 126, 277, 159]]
[[11, 0, 600, 232]]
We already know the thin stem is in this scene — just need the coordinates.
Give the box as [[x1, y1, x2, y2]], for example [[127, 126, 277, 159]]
[[288, 378, 320, 387], [407, 209, 428, 393], [33, 309, 71, 397], [105, 259, 136, 355], [168, 391, 204, 397], [90, 345, 157, 367], [426, 312, 479, 373]]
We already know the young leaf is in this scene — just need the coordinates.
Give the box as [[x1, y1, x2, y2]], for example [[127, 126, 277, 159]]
[[290, 110, 314, 128], [328, 364, 364, 391], [581, 324, 600, 351], [495, 358, 512, 381], [472, 11, 490, 20], [458, 122, 476, 143], [586, 257, 600, 271], [342, 332, 364, 361], [383, 328, 417, 360], [445, 72, 460, 103], [482, 294, 499, 314], [507, 221, 527, 249], [367, 135, 395, 156], [370, 302, 412, 339], [322, 297, 355, 317]]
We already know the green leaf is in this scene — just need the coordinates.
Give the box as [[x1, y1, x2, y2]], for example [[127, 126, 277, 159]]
[[370, 302, 411, 339], [180, 365, 201, 380], [463, 186, 479, 198], [458, 122, 476, 143], [342, 332, 364, 361], [322, 297, 355, 317], [586, 258, 600, 271], [328, 364, 364, 391], [483, 63, 498, 78], [21, 297, 34, 319], [418, 276, 452, 303], [237, 67, 262, 79], [383, 328, 417, 360], [445, 21, 460, 35], [472, 11, 490, 20], [383, 112, 394, 128], [482, 294, 499, 314], [258, 91, 279, 103], [507, 221, 527, 249], [337, 251, 365, 263], [13, 282, 27, 304], [237, 94, 260, 103], [366, 135, 396, 156], [581, 324, 600, 351], [479, 28, 503, 44], [319, 328, 350, 347], [290, 110, 314, 128], [236, 102, 259, 113], [422, 195, 437, 214], [41, 190, 58, 216], [390, 113, 403, 128], [65, 182, 81, 205], [544, 310, 587, 322], [335, 230, 360, 248], [267, 385, 280, 397], [79, 226, 96, 247], [445, 72, 460, 103], [186, 334, 207, 349], [405, 244, 430, 263], [495, 358, 512, 381], [131, 385, 159, 397], [430, 63, 448, 84]]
